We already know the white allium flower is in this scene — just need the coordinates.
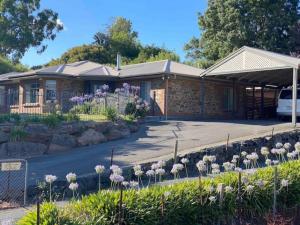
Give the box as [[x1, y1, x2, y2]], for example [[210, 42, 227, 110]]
[[173, 163, 184, 171], [129, 181, 139, 188], [260, 147, 269, 156], [211, 163, 220, 170], [109, 174, 124, 183], [283, 143, 292, 150], [245, 169, 257, 176], [246, 152, 259, 161], [273, 160, 279, 165], [265, 159, 272, 166], [196, 160, 206, 172], [208, 185, 215, 193], [223, 162, 234, 171], [122, 181, 129, 187], [146, 169, 155, 176], [271, 148, 278, 154], [151, 163, 159, 170], [156, 168, 166, 175], [95, 165, 105, 174], [135, 170, 143, 176], [245, 185, 255, 193], [157, 160, 166, 168], [110, 164, 119, 171], [281, 179, 289, 187], [203, 155, 210, 162], [295, 142, 300, 152], [277, 148, 286, 155], [241, 151, 248, 157], [69, 182, 79, 191], [66, 172, 77, 183], [208, 155, 216, 162], [287, 152, 295, 159], [208, 196, 216, 203], [231, 158, 237, 164], [212, 168, 220, 174], [225, 186, 233, 193], [275, 142, 283, 149], [181, 158, 189, 164], [133, 164, 142, 172], [45, 175, 57, 184]]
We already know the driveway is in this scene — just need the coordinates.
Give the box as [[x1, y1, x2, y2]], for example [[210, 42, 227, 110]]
[[27, 120, 293, 184]]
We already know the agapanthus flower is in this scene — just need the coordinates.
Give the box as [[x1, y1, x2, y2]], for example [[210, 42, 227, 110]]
[[110, 165, 122, 175], [295, 142, 300, 152], [157, 160, 166, 168], [265, 159, 272, 166], [66, 172, 77, 183], [156, 168, 166, 175], [273, 160, 279, 165], [151, 163, 159, 170], [135, 170, 143, 176], [45, 175, 57, 184], [203, 155, 210, 162], [241, 176, 249, 185], [223, 162, 235, 171], [241, 151, 248, 157], [245, 185, 255, 193], [146, 169, 155, 176], [196, 160, 206, 172], [281, 179, 289, 187], [233, 155, 239, 160], [133, 164, 142, 172], [208, 196, 217, 203], [109, 174, 124, 183], [181, 158, 189, 164], [261, 147, 269, 156], [95, 165, 105, 174], [69, 182, 79, 191], [122, 181, 129, 187], [129, 181, 139, 188], [283, 143, 292, 150], [208, 155, 216, 162], [255, 179, 265, 188], [275, 142, 283, 149]]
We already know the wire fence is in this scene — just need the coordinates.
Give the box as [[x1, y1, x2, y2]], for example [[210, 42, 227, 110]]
[[0, 159, 27, 209]]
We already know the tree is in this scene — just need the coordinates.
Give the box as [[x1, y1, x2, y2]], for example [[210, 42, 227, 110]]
[[185, 0, 300, 68], [0, 55, 27, 74], [93, 17, 139, 62], [0, 0, 63, 61]]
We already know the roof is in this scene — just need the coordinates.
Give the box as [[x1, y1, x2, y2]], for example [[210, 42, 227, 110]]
[[119, 60, 204, 78], [202, 46, 300, 76], [0, 60, 204, 82], [0, 72, 22, 82], [201, 46, 300, 86]]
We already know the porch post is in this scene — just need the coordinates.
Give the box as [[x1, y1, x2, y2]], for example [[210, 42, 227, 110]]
[[260, 86, 264, 118], [292, 68, 298, 127]]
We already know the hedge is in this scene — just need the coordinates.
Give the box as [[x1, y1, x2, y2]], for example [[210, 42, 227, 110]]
[[17, 160, 300, 225]]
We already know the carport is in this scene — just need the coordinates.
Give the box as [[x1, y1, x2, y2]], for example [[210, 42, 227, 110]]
[[201, 46, 300, 127]]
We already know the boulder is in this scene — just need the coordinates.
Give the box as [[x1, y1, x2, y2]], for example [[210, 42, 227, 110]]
[[0, 122, 14, 133], [0, 131, 9, 143], [48, 134, 77, 153], [106, 128, 130, 141], [0, 142, 47, 158], [24, 124, 52, 143], [77, 129, 107, 146], [128, 124, 139, 133], [59, 122, 85, 135], [94, 121, 114, 133]]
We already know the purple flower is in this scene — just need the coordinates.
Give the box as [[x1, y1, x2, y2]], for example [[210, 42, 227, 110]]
[[115, 88, 120, 93], [69, 96, 84, 105], [102, 84, 109, 91], [123, 83, 130, 90]]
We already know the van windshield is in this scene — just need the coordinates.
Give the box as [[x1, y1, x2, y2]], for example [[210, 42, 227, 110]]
[[279, 90, 300, 99]]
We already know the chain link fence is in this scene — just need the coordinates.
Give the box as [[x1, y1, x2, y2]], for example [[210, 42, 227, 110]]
[[0, 159, 28, 209]]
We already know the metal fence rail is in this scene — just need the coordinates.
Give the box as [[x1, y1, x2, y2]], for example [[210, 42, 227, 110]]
[[0, 159, 27, 208]]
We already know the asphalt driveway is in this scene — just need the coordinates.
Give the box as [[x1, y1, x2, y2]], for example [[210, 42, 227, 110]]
[[27, 120, 293, 184]]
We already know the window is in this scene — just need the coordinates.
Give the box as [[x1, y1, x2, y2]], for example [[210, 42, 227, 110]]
[[25, 82, 39, 104], [45, 80, 57, 101], [224, 87, 234, 112], [8, 87, 19, 105], [0, 86, 5, 106], [279, 89, 300, 99]]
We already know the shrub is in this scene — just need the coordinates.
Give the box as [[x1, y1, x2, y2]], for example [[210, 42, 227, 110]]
[[42, 114, 64, 127], [64, 112, 80, 122], [101, 107, 118, 121], [0, 113, 21, 123], [125, 97, 149, 118], [10, 126, 27, 142], [19, 161, 300, 225]]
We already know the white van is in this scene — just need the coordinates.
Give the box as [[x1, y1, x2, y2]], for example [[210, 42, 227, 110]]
[[277, 88, 300, 117]]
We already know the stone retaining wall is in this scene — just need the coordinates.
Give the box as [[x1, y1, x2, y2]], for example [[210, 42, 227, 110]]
[[0, 120, 139, 159]]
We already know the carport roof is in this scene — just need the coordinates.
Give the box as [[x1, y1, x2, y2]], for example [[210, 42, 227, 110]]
[[201, 46, 300, 86]]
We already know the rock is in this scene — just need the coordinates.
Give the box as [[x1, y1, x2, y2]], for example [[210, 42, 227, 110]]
[[77, 129, 107, 146], [106, 128, 130, 141], [1, 142, 47, 158], [24, 124, 52, 143], [0, 122, 14, 133], [0, 131, 9, 143], [128, 124, 139, 133], [94, 121, 114, 133], [48, 134, 77, 153], [59, 122, 85, 135]]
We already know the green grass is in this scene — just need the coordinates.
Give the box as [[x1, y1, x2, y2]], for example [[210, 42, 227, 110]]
[[17, 160, 300, 225], [77, 114, 108, 122]]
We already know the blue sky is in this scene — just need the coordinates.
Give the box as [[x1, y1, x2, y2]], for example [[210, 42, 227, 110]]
[[21, 0, 207, 67]]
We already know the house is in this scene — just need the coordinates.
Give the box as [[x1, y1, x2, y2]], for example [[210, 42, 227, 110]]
[[0, 59, 209, 118], [1, 46, 298, 121]]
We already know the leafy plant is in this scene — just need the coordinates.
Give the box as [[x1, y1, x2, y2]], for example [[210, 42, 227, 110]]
[[63, 112, 80, 122], [10, 126, 27, 142], [101, 107, 118, 121], [41, 114, 63, 128]]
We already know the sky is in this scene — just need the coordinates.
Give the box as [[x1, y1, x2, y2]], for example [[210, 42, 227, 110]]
[[21, 0, 208, 67]]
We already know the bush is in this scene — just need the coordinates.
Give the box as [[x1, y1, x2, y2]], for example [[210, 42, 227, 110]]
[[101, 107, 118, 121], [19, 161, 300, 225], [10, 126, 27, 141], [41, 114, 64, 127], [63, 112, 80, 122]]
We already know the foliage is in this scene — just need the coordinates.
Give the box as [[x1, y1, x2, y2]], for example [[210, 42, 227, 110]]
[[19, 161, 300, 225], [0, 55, 28, 74], [0, 0, 63, 61], [10, 126, 27, 142], [41, 114, 64, 128], [185, 0, 300, 67], [46, 17, 179, 67], [63, 112, 80, 122], [101, 107, 118, 122], [0, 113, 20, 123], [122, 114, 136, 124], [125, 97, 149, 118]]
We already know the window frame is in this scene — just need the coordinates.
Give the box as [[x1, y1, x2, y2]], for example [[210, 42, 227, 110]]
[[45, 80, 57, 102], [24, 81, 40, 104], [224, 86, 234, 112]]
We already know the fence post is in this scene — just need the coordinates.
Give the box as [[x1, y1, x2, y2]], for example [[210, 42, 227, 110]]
[[37, 194, 40, 225], [24, 160, 28, 206], [237, 171, 242, 225], [110, 148, 114, 167], [273, 166, 278, 219], [173, 139, 178, 164], [226, 134, 230, 151], [118, 185, 123, 225]]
